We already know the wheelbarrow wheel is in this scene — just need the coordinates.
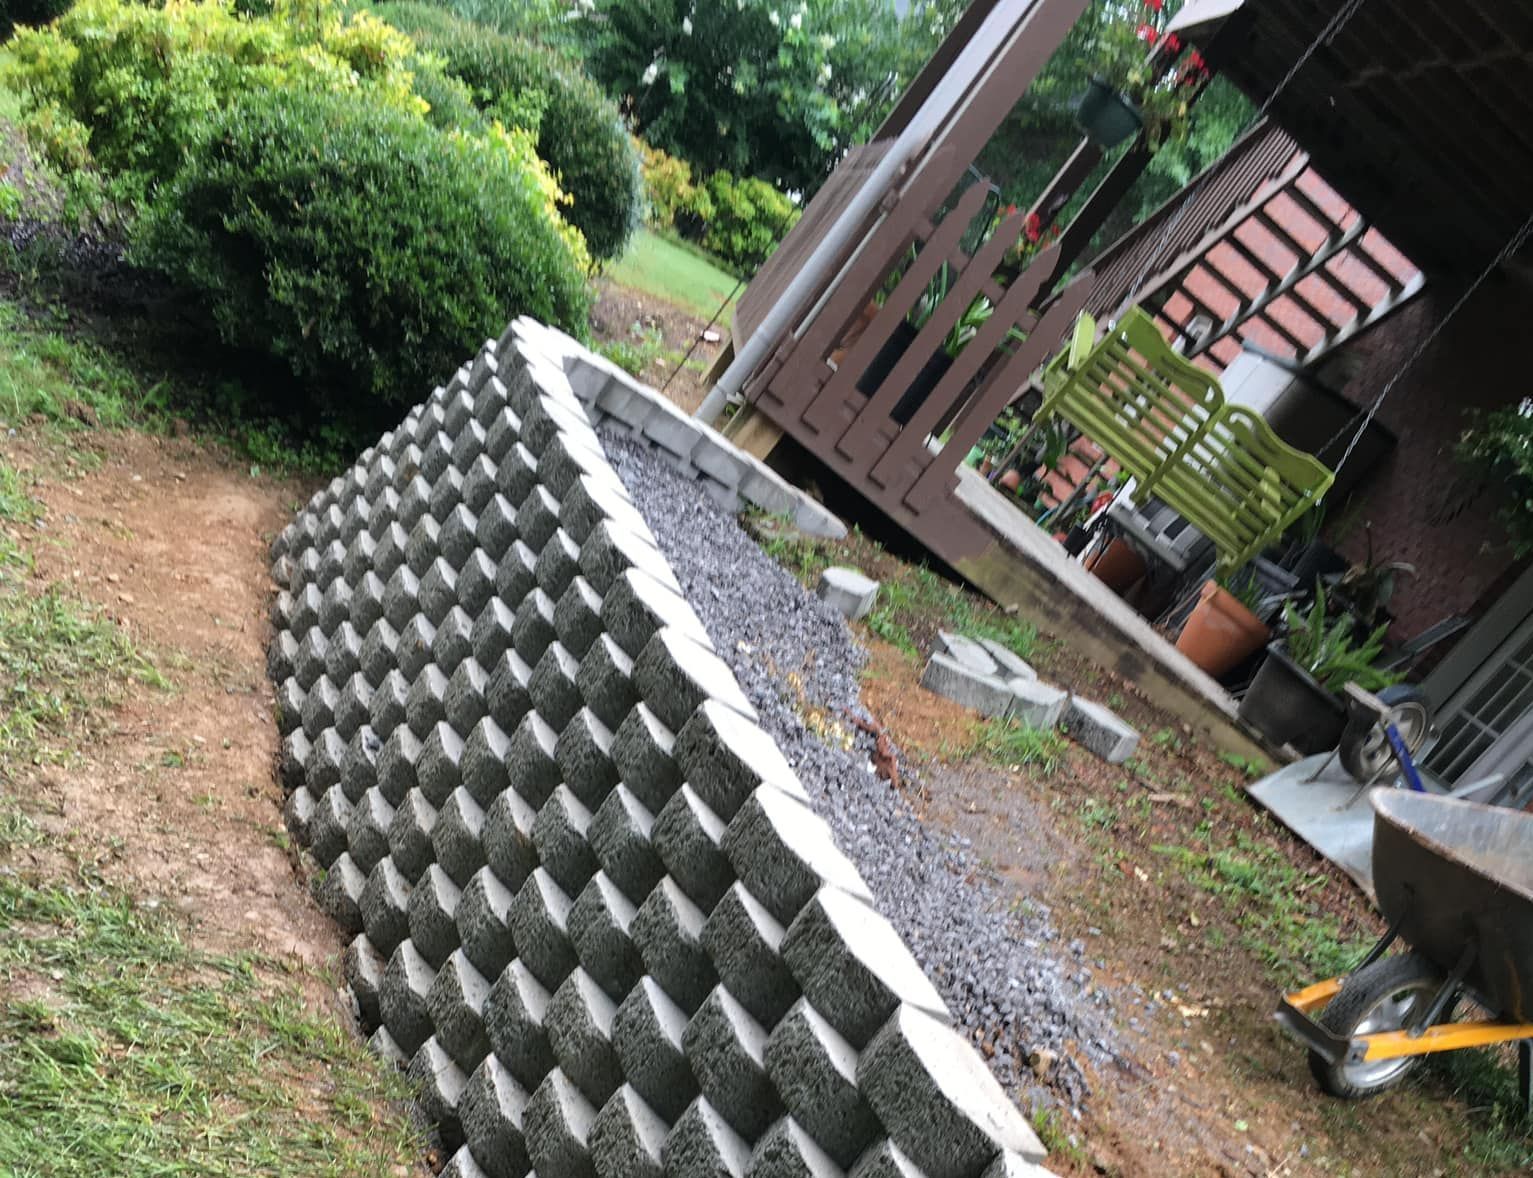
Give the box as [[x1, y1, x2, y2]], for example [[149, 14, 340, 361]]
[[1338, 685, 1432, 784], [1308, 952, 1450, 1099]]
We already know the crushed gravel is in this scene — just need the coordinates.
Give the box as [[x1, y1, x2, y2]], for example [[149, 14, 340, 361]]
[[601, 431, 1119, 1113]]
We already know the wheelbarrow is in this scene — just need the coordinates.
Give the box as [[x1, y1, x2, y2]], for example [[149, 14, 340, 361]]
[[1276, 788, 1533, 1108]]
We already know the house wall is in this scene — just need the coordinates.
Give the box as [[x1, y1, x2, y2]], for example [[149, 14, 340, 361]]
[[1323, 276, 1533, 641]]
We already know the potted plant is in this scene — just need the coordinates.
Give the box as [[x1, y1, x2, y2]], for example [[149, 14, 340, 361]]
[[1078, 1, 1209, 150], [1175, 574, 1269, 678], [1238, 587, 1401, 755]]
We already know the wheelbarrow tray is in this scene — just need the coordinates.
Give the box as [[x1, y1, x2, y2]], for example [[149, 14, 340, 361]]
[[1371, 789, 1533, 1021]]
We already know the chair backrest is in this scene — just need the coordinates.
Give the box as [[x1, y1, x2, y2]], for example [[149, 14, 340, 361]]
[[1154, 404, 1334, 575], [1038, 308, 1225, 492]]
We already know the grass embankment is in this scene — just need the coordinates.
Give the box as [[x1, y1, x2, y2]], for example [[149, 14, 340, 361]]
[[605, 228, 741, 322]]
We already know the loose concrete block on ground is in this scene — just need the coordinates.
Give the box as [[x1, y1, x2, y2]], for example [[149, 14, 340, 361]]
[[1005, 679, 1068, 730], [817, 566, 880, 621], [920, 652, 1013, 718], [1063, 695, 1140, 764]]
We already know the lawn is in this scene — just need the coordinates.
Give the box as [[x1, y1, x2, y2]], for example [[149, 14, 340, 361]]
[[605, 228, 741, 323]]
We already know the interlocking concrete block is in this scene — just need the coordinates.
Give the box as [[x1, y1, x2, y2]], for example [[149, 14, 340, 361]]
[[561, 473, 651, 547], [568, 872, 643, 1002], [516, 485, 563, 553], [577, 632, 637, 732], [590, 1084, 667, 1178], [1062, 696, 1139, 764], [418, 721, 465, 807], [578, 518, 682, 598], [609, 703, 680, 813], [458, 866, 517, 981], [369, 668, 410, 739], [408, 1036, 468, 1151], [306, 727, 347, 796], [594, 373, 658, 432], [1005, 680, 1067, 730], [734, 456, 797, 518], [601, 568, 712, 659], [440, 505, 484, 570], [512, 588, 558, 664], [935, 632, 998, 676], [497, 538, 540, 607], [588, 784, 662, 904], [419, 557, 459, 625], [434, 605, 475, 674], [641, 397, 702, 462], [268, 630, 299, 685], [982, 1152, 1054, 1178], [858, 1006, 1046, 1178], [688, 428, 748, 489], [368, 1023, 410, 1069], [379, 939, 438, 1056], [377, 725, 422, 806], [748, 1117, 845, 1178], [555, 708, 617, 810], [512, 867, 578, 992], [536, 529, 584, 600], [817, 567, 880, 622], [334, 671, 372, 740], [483, 785, 540, 891], [350, 569, 387, 635], [429, 949, 493, 1072], [460, 454, 499, 515], [396, 615, 440, 683], [675, 700, 808, 821], [445, 658, 489, 735], [408, 862, 463, 968], [652, 785, 732, 914], [538, 432, 611, 500], [293, 631, 329, 692], [384, 565, 424, 631], [634, 629, 757, 734], [373, 519, 411, 584], [792, 498, 848, 541], [612, 976, 696, 1122], [434, 787, 487, 886], [554, 576, 605, 659], [347, 787, 396, 873], [344, 932, 386, 1027], [433, 459, 469, 520], [765, 1000, 879, 1168], [315, 850, 366, 935], [485, 648, 534, 735], [919, 653, 1012, 718], [495, 441, 539, 508], [702, 882, 798, 1029], [318, 578, 354, 636], [547, 967, 623, 1108], [461, 1055, 531, 1178], [631, 876, 716, 1013], [301, 675, 339, 740], [476, 494, 519, 561], [533, 785, 598, 897], [359, 617, 399, 685], [666, 1097, 751, 1178], [289, 583, 324, 637], [308, 782, 354, 866], [420, 433, 456, 488], [360, 858, 412, 956], [484, 958, 556, 1091], [525, 1069, 599, 1178], [452, 718, 507, 809], [528, 641, 583, 732], [388, 790, 439, 882], [684, 985, 782, 1141], [780, 887, 949, 1050], [977, 639, 1037, 682], [471, 599, 517, 669], [277, 681, 307, 743], [506, 710, 561, 810], [721, 786, 874, 927], [847, 1140, 924, 1178], [440, 1145, 491, 1178]]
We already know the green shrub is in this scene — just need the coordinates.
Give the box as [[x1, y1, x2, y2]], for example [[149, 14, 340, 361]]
[[636, 138, 706, 229], [694, 170, 800, 272], [4, 0, 425, 213], [373, 2, 640, 261], [135, 86, 591, 421]]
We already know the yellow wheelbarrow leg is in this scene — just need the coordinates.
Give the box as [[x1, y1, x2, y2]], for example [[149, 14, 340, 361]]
[[1357, 1021, 1533, 1062]]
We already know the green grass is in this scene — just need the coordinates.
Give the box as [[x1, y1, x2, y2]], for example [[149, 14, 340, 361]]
[[605, 228, 741, 322], [0, 869, 421, 1175], [970, 717, 1067, 772], [0, 303, 140, 430]]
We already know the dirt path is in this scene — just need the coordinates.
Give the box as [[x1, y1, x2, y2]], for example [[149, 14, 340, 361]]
[[10, 429, 349, 996]]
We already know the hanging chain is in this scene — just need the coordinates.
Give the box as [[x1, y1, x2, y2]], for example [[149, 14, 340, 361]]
[[1320, 210, 1533, 474], [1120, 0, 1369, 311]]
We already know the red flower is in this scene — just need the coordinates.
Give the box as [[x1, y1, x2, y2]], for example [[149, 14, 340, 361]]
[[1163, 32, 1181, 52], [1188, 48, 1206, 71], [1144, 0, 1163, 10], [1004, 204, 1018, 217], [1024, 211, 1042, 243], [1137, 23, 1158, 43]]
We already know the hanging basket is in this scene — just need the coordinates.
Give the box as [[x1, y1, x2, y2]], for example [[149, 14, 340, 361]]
[[1076, 77, 1143, 149]]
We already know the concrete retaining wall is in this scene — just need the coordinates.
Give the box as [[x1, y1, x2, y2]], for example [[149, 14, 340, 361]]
[[267, 317, 1046, 1178]]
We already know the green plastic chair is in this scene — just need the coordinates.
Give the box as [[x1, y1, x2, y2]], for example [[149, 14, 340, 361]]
[[1023, 309, 1333, 574]]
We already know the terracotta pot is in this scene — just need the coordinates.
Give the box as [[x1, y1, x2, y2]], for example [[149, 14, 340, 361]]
[[978, 458, 994, 477], [1085, 537, 1146, 592], [998, 469, 1022, 492], [1175, 581, 1271, 678]]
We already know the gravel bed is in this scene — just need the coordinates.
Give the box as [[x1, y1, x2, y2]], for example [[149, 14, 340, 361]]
[[602, 432, 1119, 1112]]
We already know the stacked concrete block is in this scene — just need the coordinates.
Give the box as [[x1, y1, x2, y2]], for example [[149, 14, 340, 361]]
[[268, 316, 1045, 1177], [920, 634, 1068, 730]]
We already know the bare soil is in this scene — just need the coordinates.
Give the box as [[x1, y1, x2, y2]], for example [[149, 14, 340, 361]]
[[6, 430, 347, 999], [589, 279, 725, 413]]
